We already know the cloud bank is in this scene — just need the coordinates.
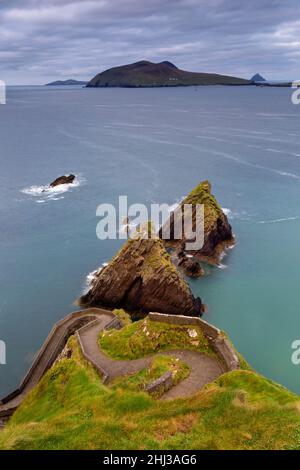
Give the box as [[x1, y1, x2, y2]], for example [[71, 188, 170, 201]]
[[1, 0, 300, 84]]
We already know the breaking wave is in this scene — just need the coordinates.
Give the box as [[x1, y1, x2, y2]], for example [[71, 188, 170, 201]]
[[83, 262, 108, 294], [20, 175, 84, 202], [258, 216, 299, 224]]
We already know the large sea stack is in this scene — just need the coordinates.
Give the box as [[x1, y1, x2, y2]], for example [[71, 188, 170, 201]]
[[160, 180, 234, 266], [79, 237, 202, 316]]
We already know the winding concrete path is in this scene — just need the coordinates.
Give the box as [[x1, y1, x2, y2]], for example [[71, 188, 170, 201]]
[[78, 317, 223, 399], [0, 308, 224, 426]]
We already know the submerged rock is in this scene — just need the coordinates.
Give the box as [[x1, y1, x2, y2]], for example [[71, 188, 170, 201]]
[[49, 174, 75, 187], [160, 180, 234, 266], [78, 237, 202, 316]]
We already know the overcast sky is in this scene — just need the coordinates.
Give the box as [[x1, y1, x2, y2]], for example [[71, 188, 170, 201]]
[[1, 0, 300, 84]]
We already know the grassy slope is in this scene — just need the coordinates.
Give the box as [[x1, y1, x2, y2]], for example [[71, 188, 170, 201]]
[[99, 317, 214, 360], [1, 327, 300, 450]]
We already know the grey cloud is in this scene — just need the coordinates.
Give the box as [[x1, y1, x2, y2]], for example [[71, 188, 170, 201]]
[[0, 0, 299, 84]]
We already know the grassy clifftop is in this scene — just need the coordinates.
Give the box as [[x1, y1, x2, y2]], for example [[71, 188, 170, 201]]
[[99, 317, 214, 360], [1, 324, 300, 450]]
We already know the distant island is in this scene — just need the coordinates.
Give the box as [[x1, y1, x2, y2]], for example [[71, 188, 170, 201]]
[[250, 73, 266, 82], [250, 73, 292, 87], [86, 60, 250, 88], [46, 79, 87, 86]]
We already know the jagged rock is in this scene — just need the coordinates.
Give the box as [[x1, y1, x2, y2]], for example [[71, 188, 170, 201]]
[[178, 257, 204, 278], [160, 180, 234, 265], [49, 174, 75, 187], [78, 237, 202, 316]]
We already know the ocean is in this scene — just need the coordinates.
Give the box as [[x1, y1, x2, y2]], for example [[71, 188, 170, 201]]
[[1, 84, 300, 396]]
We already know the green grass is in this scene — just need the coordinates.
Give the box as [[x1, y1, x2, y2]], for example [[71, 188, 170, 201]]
[[0, 336, 299, 450], [111, 355, 190, 398], [99, 317, 214, 360], [182, 180, 224, 233], [112, 308, 132, 327]]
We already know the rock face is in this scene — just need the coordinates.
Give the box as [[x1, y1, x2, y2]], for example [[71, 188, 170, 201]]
[[49, 174, 75, 187], [79, 238, 202, 316], [86, 60, 250, 88], [160, 180, 234, 265], [178, 256, 204, 278]]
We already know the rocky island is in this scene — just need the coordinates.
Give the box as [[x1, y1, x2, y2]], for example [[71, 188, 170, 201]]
[[86, 60, 250, 88], [79, 237, 202, 316], [160, 181, 234, 273], [46, 80, 87, 86]]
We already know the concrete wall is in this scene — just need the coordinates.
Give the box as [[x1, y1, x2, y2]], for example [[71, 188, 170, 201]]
[[76, 315, 122, 383], [148, 312, 239, 371], [145, 371, 173, 395], [0, 308, 115, 410]]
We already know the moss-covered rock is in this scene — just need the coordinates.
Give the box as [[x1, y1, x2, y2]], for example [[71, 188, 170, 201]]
[[160, 180, 234, 265]]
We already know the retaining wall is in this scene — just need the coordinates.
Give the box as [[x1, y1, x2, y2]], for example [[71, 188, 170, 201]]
[[0, 308, 115, 415], [76, 316, 122, 383], [148, 312, 239, 371]]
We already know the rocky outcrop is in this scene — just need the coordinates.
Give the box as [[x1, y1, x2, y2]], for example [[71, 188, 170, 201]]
[[178, 256, 204, 278], [49, 174, 75, 187], [175, 243, 204, 278], [78, 238, 202, 316], [160, 180, 234, 266]]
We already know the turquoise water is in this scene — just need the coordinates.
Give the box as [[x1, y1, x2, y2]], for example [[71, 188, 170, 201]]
[[0, 85, 300, 395]]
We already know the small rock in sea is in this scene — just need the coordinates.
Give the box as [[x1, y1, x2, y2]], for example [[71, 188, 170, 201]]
[[49, 174, 75, 187], [178, 256, 204, 278]]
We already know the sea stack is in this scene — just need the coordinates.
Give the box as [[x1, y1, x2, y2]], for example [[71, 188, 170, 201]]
[[78, 237, 202, 317], [160, 180, 234, 266]]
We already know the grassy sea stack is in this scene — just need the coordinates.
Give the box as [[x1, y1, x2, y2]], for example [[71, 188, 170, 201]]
[[79, 237, 202, 316], [160, 180, 234, 265]]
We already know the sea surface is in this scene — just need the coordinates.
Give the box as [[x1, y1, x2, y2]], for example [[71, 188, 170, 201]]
[[1, 84, 300, 396]]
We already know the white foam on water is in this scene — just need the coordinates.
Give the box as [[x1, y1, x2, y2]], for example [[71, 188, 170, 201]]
[[222, 208, 243, 220], [222, 208, 231, 217], [266, 148, 283, 153], [20, 175, 84, 202], [258, 216, 299, 224], [217, 263, 227, 270], [83, 262, 108, 294]]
